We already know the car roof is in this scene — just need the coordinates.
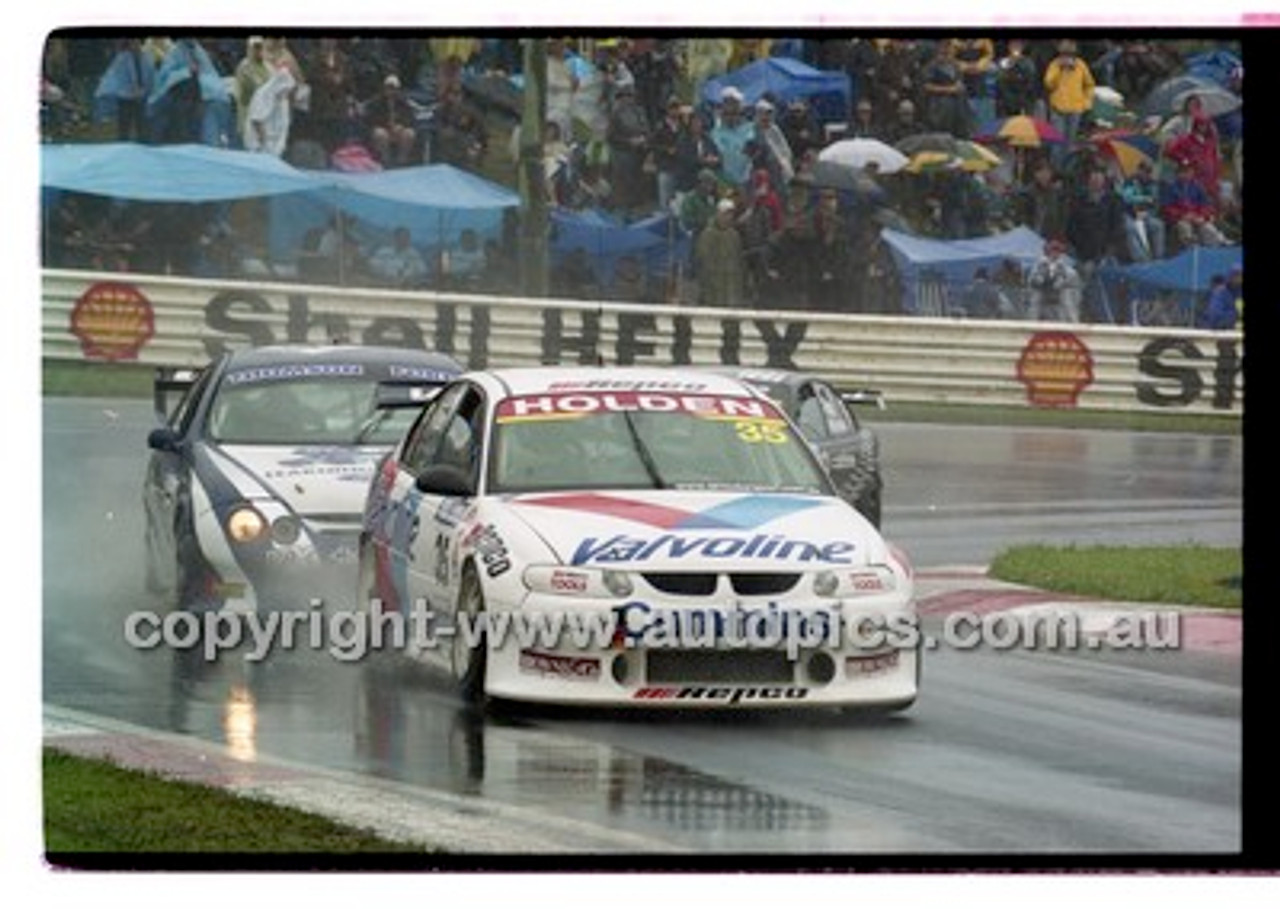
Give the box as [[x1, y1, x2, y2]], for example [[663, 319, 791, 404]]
[[465, 366, 768, 399], [223, 344, 463, 373], [712, 367, 812, 393]]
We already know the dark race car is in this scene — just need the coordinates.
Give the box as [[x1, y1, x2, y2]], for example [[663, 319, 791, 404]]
[[142, 344, 462, 614], [717, 369, 884, 528]]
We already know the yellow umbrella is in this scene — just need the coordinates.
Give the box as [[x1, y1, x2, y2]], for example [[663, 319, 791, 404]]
[[975, 114, 1066, 148], [903, 150, 961, 174], [1090, 130, 1159, 177], [904, 145, 999, 174], [955, 140, 1002, 172]]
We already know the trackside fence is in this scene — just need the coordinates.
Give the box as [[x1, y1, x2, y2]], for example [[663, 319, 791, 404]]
[[43, 270, 1242, 417]]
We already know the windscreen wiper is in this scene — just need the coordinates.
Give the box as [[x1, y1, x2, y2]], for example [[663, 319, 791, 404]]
[[621, 411, 667, 489], [353, 407, 393, 444]]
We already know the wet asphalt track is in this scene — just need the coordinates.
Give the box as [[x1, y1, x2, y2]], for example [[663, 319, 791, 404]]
[[41, 397, 1244, 858]]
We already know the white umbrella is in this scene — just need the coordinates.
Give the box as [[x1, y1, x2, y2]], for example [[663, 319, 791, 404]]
[[1171, 85, 1241, 119], [817, 138, 910, 175]]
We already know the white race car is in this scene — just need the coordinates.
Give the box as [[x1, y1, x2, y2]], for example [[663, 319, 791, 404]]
[[358, 367, 919, 711], [143, 344, 462, 614]]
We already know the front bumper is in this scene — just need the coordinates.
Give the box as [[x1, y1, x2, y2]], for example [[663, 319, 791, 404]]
[[480, 593, 920, 709], [195, 518, 361, 613]]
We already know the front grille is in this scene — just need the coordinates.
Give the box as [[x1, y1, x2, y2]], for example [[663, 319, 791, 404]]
[[729, 573, 799, 596], [641, 573, 801, 596], [646, 650, 796, 684], [643, 572, 718, 596]]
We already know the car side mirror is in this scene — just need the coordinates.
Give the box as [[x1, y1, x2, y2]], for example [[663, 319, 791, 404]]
[[147, 427, 181, 453], [415, 464, 475, 498]]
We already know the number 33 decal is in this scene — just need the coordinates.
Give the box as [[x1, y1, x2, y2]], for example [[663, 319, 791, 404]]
[[734, 420, 788, 444]]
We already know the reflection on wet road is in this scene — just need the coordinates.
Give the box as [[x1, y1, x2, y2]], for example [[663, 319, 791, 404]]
[[43, 399, 1243, 854]]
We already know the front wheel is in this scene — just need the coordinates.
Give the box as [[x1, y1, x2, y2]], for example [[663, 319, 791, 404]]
[[356, 536, 390, 657], [143, 515, 167, 596], [450, 566, 488, 705]]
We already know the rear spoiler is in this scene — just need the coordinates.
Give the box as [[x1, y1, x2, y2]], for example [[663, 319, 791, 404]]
[[153, 367, 201, 422], [840, 389, 887, 411], [373, 380, 447, 410]]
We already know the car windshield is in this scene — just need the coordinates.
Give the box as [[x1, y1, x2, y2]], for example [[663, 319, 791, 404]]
[[489, 391, 829, 494], [206, 375, 417, 445]]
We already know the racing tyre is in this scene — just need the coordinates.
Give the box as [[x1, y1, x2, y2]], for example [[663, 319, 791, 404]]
[[355, 537, 388, 655], [172, 509, 207, 612], [450, 565, 488, 706], [144, 517, 166, 596]]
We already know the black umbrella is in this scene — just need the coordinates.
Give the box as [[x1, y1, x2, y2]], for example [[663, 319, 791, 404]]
[[810, 160, 862, 191], [894, 132, 960, 156]]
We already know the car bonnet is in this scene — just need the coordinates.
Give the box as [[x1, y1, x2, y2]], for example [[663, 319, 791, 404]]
[[501, 489, 884, 570], [205, 442, 388, 518]]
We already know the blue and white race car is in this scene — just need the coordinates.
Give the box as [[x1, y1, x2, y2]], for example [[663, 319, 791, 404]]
[[143, 344, 462, 614], [358, 367, 919, 712]]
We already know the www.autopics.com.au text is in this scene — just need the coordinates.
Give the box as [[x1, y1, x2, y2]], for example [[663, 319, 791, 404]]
[[123, 601, 1185, 663]]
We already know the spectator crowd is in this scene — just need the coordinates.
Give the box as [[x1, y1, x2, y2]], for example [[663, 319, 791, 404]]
[[40, 35, 1243, 328]]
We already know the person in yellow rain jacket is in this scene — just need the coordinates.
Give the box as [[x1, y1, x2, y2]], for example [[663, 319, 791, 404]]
[[1043, 38, 1095, 165]]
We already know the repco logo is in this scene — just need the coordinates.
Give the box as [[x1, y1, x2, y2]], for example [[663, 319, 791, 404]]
[[632, 686, 809, 704]]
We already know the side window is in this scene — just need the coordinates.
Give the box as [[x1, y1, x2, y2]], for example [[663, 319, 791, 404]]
[[434, 389, 484, 484], [795, 387, 829, 442], [401, 384, 467, 475], [171, 368, 213, 436], [816, 382, 853, 437]]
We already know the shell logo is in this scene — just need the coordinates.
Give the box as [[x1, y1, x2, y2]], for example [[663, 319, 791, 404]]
[[69, 282, 155, 361], [1015, 331, 1094, 408]]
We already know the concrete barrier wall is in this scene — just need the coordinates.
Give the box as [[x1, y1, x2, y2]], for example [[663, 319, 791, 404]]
[[43, 269, 1243, 416]]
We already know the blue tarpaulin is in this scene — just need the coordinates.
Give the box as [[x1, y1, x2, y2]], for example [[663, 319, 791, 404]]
[[551, 208, 690, 287], [268, 162, 519, 262], [1096, 245, 1242, 326], [1099, 244, 1241, 294], [882, 225, 1045, 279], [42, 142, 320, 201], [879, 226, 1050, 316], [41, 142, 519, 265], [700, 57, 851, 122]]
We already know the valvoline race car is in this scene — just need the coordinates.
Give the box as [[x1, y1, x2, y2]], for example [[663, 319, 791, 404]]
[[143, 344, 462, 613], [716, 369, 884, 528], [358, 367, 918, 712]]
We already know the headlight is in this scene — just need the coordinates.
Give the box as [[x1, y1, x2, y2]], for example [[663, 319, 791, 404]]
[[523, 566, 634, 598], [814, 566, 898, 598], [813, 570, 839, 597], [602, 570, 633, 598], [226, 506, 268, 543]]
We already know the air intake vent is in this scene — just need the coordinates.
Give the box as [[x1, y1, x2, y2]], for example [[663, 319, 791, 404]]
[[730, 573, 799, 596], [643, 573, 718, 596], [646, 650, 796, 684]]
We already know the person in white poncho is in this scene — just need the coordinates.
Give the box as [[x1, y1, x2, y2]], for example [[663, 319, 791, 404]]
[[244, 63, 297, 157]]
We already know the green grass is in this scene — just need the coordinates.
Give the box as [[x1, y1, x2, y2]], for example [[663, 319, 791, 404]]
[[43, 748, 428, 854], [987, 544, 1242, 609], [42, 359, 155, 399]]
